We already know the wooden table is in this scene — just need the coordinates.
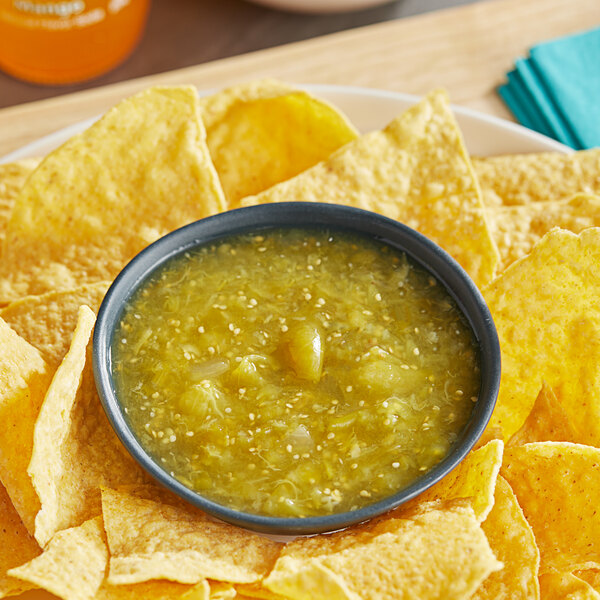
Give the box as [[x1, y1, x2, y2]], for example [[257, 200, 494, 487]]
[[0, 0, 598, 157]]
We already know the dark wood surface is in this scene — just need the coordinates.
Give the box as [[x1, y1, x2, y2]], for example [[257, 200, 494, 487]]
[[0, 0, 478, 109]]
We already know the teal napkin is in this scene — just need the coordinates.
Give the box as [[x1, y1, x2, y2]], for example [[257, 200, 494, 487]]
[[498, 27, 600, 150]]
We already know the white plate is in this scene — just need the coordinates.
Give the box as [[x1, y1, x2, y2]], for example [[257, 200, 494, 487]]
[[5, 84, 569, 600], [1, 84, 569, 165]]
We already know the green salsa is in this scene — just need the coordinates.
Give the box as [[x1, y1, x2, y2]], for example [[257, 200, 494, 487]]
[[113, 228, 480, 518]]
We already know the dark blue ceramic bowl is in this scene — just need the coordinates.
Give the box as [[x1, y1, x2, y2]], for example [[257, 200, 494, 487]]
[[93, 202, 500, 535]]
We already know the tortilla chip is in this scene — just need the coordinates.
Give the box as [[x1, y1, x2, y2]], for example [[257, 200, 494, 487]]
[[472, 476, 539, 600], [0, 159, 41, 251], [268, 562, 357, 600], [473, 148, 600, 207], [0, 282, 109, 369], [98, 581, 203, 600], [102, 487, 281, 585], [104, 562, 226, 600], [0, 481, 40, 598], [109, 482, 191, 510], [473, 425, 504, 450], [538, 572, 600, 600], [483, 227, 600, 442], [576, 570, 600, 593], [0, 318, 52, 533], [28, 305, 95, 545], [398, 439, 503, 522], [5, 496, 234, 600], [241, 89, 499, 288], [159, 580, 235, 600], [508, 381, 580, 446], [199, 79, 357, 207], [235, 583, 288, 599], [9, 515, 205, 600], [27, 306, 149, 546], [0, 86, 226, 304], [205, 582, 236, 599], [8, 517, 106, 600], [203, 88, 358, 208], [501, 442, 600, 573], [100, 533, 214, 600], [199, 80, 295, 126], [265, 499, 502, 600], [486, 193, 600, 271]]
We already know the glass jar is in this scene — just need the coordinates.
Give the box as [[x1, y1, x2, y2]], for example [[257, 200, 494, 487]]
[[0, 0, 150, 84]]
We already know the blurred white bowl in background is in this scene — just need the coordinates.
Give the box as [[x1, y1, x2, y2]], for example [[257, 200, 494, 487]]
[[245, 0, 395, 13]]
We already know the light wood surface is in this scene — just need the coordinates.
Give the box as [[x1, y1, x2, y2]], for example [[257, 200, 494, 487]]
[[0, 0, 598, 157]]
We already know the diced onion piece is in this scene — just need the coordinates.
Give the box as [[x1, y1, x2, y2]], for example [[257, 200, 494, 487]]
[[189, 358, 230, 380]]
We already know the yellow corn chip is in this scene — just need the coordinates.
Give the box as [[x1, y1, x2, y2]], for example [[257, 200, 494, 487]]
[[265, 499, 502, 600], [101, 543, 214, 600], [103, 578, 231, 600], [508, 381, 580, 446], [199, 80, 295, 126], [576, 570, 600, 593], [9, 514, 205, 600], [486, 193, 600, 271], [203, 87, 358, 207], [483, 227, 600, 442], [0, 86, 226, 304], [0, 282, 109, 368], [102, 487, 281, 585], [472, 476, 539, 600], [109, 482, 191, 510], [0, 481, 40, 598], [398, 439, 504, 522], [28, 305, 95, 545], [205, 582, 237, 599], [473, 425, 504, 450], [538, 572, 600, 600], [473, 148, 600, 207], [0, 318, 52, 533], [235, 583, 288, 599], [501, 442, 600, 573], [97, 581, 203, 600], [241, 89, 499, 288], [0, 159, 41, 251], [8, 517, 106, 600], [268, 562, 357, 600], [180, 580, 236, 600], [27, 306, 149, 546], [99, 579, 217, 600], [181, 581, 212, 600]]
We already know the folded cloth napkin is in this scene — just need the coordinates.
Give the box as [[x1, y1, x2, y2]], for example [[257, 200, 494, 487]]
[[498, 27, 600, 150]]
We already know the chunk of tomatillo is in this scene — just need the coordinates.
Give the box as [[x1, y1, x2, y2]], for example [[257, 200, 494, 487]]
[[285, 322, 324, 382]]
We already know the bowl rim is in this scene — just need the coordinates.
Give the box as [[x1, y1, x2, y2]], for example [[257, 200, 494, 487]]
[[93, 202, 501, 535]]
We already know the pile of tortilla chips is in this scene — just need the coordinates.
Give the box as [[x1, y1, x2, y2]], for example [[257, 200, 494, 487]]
[[1, 80, 600, 600]]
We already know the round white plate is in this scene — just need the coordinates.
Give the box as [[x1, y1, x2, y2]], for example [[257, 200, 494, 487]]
[[5, 84, 569, 600], [1, 84, 569, 165]]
